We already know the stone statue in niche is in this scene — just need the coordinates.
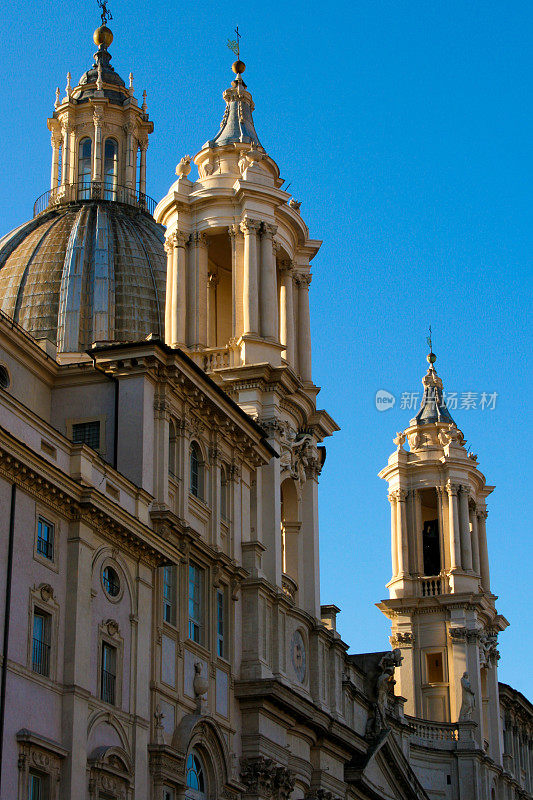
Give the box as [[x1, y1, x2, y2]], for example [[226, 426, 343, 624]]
[[459, 671, 476, 721]]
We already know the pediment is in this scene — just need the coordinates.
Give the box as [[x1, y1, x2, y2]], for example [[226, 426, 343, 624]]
[[346, 729, 429, 800]]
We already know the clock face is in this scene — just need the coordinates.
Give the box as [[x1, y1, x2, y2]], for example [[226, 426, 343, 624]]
[[291, 630, 307, 682]]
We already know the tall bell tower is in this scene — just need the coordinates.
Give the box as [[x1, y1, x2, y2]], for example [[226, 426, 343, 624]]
[[377, 350, 508, 762], [155, 57, 338, 624]]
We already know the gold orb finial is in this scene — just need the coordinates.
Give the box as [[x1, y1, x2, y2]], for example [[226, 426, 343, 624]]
[[94, 25, 113, 48], [427, 352, 437, 365], [232, 60, 246, 75]]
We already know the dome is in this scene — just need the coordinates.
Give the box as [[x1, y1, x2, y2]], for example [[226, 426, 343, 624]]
[[0, 201, 166, 353]]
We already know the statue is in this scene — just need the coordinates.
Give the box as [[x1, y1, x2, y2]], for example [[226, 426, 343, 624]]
[[366, 649, 403, 737], [459, 671, 476, 721]]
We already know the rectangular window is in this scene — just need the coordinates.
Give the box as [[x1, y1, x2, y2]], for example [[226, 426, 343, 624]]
[[426, 652, 444, 684], [72, 420, 101, 450], [217, 588, 226, 658], [29, 771, 48, 800], [188, 563, 204, 644], [37, 517, 54, 561], [32, 610, 51, 677], [163, 565, 176, 626], [101, 642, 117, 705]]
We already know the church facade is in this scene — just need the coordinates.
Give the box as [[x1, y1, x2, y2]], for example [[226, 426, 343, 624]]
[[0, 18, 530, 800]]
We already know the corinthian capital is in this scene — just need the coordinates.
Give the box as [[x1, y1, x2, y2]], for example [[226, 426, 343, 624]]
[[189, 231, 208, 247], [240, 217, 261, 234], [171, 230, 188, 247], [446, 480, 459, 496], [228, 223, 243, 241], [261, 222, 278, 238], [294, 272, 312, 288]]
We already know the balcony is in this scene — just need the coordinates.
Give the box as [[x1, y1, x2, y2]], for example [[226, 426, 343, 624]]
[[190, 346, 233, 373], [33, 181, 156, 217], [407, 716, 475, 746]]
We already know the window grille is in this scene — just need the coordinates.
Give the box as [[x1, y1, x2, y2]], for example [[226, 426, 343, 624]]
[[188, 563, 203, 644], [32, 611, 51, 676], [101, 642, 117, 704], [217, 589, 225, 658], [72, 420, 100, 450], [163, 565, 176, 625]]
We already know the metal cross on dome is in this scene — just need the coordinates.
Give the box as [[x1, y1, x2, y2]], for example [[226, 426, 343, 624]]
[[227, 26, 241, 60], [97, 0, 113, 26], [427, 325, 433, 353]]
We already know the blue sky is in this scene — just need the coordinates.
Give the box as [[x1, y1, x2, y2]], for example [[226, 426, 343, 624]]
[[1, 1, 532, 695]]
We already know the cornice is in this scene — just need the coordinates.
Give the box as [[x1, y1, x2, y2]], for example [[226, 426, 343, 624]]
[[0, 427, 172, 568]]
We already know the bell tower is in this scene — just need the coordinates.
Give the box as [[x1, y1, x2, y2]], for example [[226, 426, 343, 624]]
[[155, 57, 338, 623], [377, 350, 508, 762]]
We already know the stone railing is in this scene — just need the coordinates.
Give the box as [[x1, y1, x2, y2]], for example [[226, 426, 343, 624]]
[[407, 716, 475, 745], [420, 575, 445, 597], [191, 346, 232, 372]]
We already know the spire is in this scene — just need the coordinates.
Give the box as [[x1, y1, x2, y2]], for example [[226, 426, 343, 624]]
[[411, 348, 456, 426], [205, 59, 263, 149]]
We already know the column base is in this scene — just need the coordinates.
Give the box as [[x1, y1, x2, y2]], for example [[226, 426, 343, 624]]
[[237, 334, 284, 366]]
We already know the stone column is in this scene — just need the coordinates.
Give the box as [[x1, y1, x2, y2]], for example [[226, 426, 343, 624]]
[[240, 217, 260, 335], [92, 109, 104, 183], [447, 482, 462, 570], [187, 232, 208, 348], [436, 486, 446, 573], [388, 493, 398, 577], [396, 489, 408, 575], [259, 222, 278, 339], [477, 507, 491, 592], [124, 122, 135, 191], [296, 272, 312, 382], [138, 140, 148, 196], [459, 485, 473, 571], [207, 272, 219, 347], [229, 224, 244, 339], [470, 505, 480, 575], [301, 473, 321, 618], [61, 120, 70, 186], [279, 260, 295, 365], [164, 236, 174, 345], [50, 134, 61, 190], [173, 232, 187, 346]]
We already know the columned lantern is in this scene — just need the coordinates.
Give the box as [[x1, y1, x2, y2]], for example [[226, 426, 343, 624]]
[[377, 350, 508, 763], [0, 22, 166, 355]]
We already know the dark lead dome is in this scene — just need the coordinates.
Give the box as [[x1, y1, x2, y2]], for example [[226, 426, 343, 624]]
[[0, 202, 166, 353]]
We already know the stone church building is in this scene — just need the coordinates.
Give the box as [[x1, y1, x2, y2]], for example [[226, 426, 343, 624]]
[[0, 16, 530, 800]]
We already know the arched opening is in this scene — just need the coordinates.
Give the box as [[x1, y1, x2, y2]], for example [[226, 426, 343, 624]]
[[420, 488, 441, 576], [77, 137, 92, 199], [281, 478, 300, 594], [104, 138, 119, 200], [186, 749, 207, 800], [190, 442, 204, 501], [169, 419, 177, 477]]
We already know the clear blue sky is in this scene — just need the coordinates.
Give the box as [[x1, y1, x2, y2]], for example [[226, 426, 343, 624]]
[[1, 1, 531, 696]]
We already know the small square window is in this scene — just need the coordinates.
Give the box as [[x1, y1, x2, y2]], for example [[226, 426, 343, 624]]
[[72, 420, 101, 450], [101, 642, 117, 705], [37, 517, 54, 561], [163, 788, 175, 800], [426, 652, 444, 683], [32, 610, 51, 677], [188, 563, 204, 644]]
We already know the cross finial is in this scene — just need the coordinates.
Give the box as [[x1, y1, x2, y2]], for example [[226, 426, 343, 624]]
[[227, 25, 242, 60], [97, 0, 112, 26], [426, 325, 432, 354], [426, 325, 437, 365]]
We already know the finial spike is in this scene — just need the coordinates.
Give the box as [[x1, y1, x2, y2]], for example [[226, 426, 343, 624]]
[[55, 87, 60, 108], [426, 324, 436, 365], [142, 90, 147, 113], [66, 72, 72, 96]]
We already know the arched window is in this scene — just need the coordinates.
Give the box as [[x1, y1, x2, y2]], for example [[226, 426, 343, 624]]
[[104, 138, 118, 200], [78, 137, 92, 199], [220, 466, 228, 520], [186, 750, 206, 799], [169, 420, 176, 477], [190, 442, 204, 500]]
